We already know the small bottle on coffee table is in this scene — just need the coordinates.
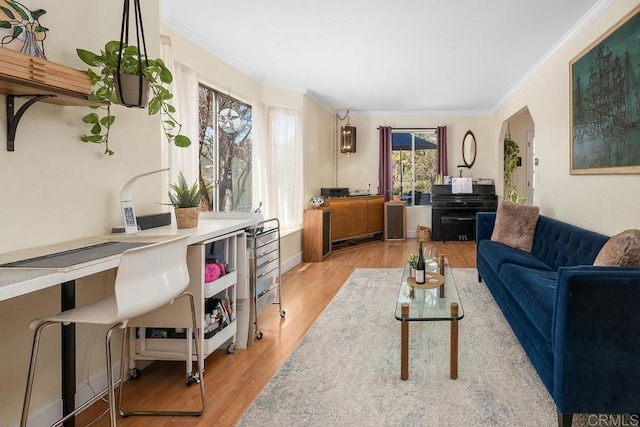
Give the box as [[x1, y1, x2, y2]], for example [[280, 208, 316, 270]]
[[416, 241, 426, 284]]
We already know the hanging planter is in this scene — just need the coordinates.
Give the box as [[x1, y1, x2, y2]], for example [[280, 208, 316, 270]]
[[75, 0, 190, 155], [113, 72, 150, 107]]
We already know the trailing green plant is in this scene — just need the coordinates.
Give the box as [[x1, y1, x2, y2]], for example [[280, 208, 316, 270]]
[[503, 136, 520, 198], [167, 172, 213, 208], [76, 40, 191, 155]]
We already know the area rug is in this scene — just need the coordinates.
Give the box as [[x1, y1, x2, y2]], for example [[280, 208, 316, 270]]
[[238, 268, 617, 426]]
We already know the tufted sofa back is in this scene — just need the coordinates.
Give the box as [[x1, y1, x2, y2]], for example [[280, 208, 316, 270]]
[[531, 215, 609, 271]]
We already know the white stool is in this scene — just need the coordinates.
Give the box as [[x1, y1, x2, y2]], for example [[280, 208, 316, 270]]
[[21, 235, 206, 427]]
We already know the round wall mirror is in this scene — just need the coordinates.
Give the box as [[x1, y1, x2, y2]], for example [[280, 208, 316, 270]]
[[462, 130, 477, 168]]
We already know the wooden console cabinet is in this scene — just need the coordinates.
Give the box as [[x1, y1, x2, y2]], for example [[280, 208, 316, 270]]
[[323, 195, 384, 242]]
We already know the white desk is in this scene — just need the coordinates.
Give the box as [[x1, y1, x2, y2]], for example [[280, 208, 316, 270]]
[[0, 216, 255, 426]]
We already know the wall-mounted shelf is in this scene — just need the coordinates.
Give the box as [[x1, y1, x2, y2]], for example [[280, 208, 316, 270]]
[[0, 47, 100, 151]]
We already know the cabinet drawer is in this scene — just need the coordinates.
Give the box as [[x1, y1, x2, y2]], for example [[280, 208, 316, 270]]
[[257, 286, 277, 314], [247, 229, 278, 248]]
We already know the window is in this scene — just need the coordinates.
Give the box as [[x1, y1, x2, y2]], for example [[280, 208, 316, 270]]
[[198, 84, 253, 212], [391, 130, 437, 205]]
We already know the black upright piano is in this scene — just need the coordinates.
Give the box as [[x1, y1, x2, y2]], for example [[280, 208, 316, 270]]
[[431, 184, 497, 241]]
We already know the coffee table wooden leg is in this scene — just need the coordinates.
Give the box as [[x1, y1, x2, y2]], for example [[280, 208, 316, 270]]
[[401, 303, 409, 380], [450, 302, 459, 380]]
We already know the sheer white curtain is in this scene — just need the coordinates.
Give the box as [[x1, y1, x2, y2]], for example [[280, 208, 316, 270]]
[[267, 107, 303, 228], [160, 36, 199, 188]]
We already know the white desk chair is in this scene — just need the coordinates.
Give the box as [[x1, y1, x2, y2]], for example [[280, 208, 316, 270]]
[[21, 235, 206, 427]]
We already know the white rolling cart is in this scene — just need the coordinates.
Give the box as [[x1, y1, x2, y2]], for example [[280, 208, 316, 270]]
[[127, 229, 247, 384], [246, 218, 285, 341]]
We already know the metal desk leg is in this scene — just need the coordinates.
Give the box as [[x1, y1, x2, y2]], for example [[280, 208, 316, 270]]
[[61, 280, 76, 427]]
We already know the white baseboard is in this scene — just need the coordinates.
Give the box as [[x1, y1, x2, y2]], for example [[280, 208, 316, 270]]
[[281, 252, 302, 274]]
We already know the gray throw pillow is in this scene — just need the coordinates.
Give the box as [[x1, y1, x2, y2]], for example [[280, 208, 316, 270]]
[[490, 201, 540, 252], [593, 229, 640, 266]]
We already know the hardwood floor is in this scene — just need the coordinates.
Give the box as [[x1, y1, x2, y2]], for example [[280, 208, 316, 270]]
[[77, 239, 476, 427]]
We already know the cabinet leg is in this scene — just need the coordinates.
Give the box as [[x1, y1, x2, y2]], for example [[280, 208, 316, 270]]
[[450, 302, 459, 380], [401, 303, 409, 380]]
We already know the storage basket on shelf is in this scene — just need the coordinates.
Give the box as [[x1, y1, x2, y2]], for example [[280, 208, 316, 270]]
[[417, 225, 432, 242]]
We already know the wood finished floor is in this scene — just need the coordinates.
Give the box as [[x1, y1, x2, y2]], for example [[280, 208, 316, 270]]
[[77, 239, 476, 427]]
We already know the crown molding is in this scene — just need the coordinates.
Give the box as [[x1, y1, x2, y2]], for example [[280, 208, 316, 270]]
[[304, 90, 337, 114], [163, 17, 266, 84], [351, 110, 490, 117], [490, 0, 615, 114]]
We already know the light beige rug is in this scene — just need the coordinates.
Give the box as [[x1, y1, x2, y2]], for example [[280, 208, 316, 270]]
[[239, 268, 630, 426]]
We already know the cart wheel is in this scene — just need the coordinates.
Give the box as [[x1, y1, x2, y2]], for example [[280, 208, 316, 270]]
[[256, 330, 263, 340], [279, 310, 286, 318], [227, 343, 235, 354], [186, 372, 201, 387], [128, 368, 142, 380]]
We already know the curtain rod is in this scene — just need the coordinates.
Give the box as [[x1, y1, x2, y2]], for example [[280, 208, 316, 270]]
[[377, 127, 437, 131]]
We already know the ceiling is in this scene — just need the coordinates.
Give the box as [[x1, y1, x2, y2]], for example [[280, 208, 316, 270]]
[[161, 0, 604, 114]]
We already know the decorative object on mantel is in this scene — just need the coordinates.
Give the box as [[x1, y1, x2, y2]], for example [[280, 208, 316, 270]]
[[167, 172, 213, 229], [0, 1, 47, 58], [76, 0, 190, 155], [309, 196, 324, 209]]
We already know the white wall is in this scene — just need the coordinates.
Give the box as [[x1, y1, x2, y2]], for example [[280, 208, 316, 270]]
[[339, 114, 494, 192], [337, 114, 494, 233], [491, 0, 640, 235], [0, 2, 163, 424]]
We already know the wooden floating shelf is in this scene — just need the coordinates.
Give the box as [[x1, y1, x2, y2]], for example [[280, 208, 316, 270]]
[[0, 47, 103, 151], [0, 47, 96, 106]]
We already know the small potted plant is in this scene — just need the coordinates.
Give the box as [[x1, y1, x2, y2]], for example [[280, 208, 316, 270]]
[[389, 187, 402, 201], [76, 40, 191, 155], [407, 253, 418, 278], [167, 173, 213, 229]]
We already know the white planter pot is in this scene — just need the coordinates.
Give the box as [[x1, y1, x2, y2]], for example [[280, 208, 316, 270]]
[[114, 72, 150, 108]]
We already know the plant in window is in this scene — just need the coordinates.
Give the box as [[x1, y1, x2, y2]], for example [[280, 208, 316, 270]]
[[76, 40, 191, 155]]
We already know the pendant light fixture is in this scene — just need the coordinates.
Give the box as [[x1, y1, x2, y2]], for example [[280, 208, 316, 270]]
[[338, 109, 356, 156], [115, 0, 149, 108]]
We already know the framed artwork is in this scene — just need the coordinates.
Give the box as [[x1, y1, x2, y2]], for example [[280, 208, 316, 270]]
[[570, 5, 640, 175]]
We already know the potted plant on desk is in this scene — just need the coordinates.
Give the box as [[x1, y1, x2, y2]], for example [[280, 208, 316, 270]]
[[167, 173, 213, 229]]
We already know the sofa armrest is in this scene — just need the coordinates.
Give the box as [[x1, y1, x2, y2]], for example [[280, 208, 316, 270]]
[[552, 266, 640, 413], [476, 212, 496, 245]]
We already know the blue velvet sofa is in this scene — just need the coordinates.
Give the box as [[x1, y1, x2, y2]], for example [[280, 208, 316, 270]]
[[476, 212, 640, 427]]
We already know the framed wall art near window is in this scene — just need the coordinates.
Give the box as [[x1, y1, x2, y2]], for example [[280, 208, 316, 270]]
[[570, 5, 640, 175]]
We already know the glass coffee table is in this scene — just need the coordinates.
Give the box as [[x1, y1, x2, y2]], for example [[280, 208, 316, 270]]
[[394, 257, 464, 381]]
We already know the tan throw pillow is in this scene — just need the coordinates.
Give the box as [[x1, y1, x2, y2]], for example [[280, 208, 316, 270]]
[[490, 201, 540, 252], [593, 229, 640, 266]]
